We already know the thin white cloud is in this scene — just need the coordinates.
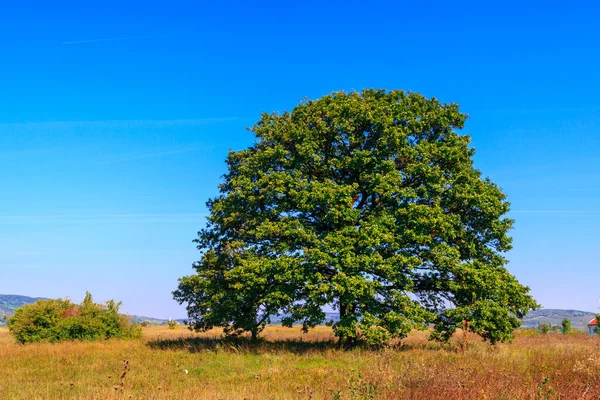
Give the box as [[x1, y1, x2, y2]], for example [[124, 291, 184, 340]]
[[0, 213, 207, 224], [0, 148, 59, 159], [61, 35, 153, 45], [0, 117, 239, 129], [97, 145, 216, 165], [0, 118, 238, 163], [511, 210, 594, 215], [0, 251, 41, 256], [477, 107, 600, 115]]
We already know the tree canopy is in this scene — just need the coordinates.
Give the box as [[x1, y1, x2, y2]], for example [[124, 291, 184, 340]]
[[174, 89, 538, 345]]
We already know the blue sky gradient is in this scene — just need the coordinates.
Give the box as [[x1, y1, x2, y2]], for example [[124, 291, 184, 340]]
[[1, 1, 599, 318]]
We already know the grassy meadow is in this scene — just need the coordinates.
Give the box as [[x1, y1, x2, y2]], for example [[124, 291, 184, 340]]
[[1, 325, 600, 399]]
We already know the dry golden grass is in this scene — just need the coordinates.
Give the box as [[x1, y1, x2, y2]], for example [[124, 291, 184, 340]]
[[1, 325, 600, 399]]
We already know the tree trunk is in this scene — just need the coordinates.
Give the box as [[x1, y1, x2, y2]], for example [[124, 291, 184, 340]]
[[337, 302, 359, 349], [461, 320, 470, 353], [337, 303, 348, 349]]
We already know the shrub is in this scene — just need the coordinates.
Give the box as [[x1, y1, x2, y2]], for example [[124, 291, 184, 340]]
[[539, 324, 550, 335], [519, 328, 539, 336], [561, 318, 571, 334], [550, 325, 562, 333], [7, 292, 141, 344], [167, 319, 178, 330]]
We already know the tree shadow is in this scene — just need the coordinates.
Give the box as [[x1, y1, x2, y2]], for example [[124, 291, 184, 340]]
[[147, 335, 347, 355], [146, 335, 458, 354]]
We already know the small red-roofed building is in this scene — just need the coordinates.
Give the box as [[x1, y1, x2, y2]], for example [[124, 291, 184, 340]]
[[588, 317, 597, 335]]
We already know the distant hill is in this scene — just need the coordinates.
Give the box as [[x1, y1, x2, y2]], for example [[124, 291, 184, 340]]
[[0, 294, 47, 322], [272, 310, 596, 330], [271, 310, 598, 331], [268, 312, 340, 325], [128, 315, 186, 325], [521, 309, 596, 330]]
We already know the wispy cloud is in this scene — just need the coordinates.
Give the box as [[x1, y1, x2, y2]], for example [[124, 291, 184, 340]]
[[0, 119, 239, 162], [475, 107, 600, 116], [61, 35, 153, 45], [97, 145, 217, 165], [511, 210, 595, 215], [0, 251, 41, 257], [0, 117, 239, 129], [0, 213, 207, 225], [0, 148, 60, 159]]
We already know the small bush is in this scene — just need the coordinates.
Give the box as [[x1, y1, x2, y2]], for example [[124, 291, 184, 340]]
[[561, 318, 571, 334], [167, 319, 178, 330], [539, 324, 550, 335], [519, 328, 539, 336], [567, 329, 584, 335], [7, 292, 141, 344]]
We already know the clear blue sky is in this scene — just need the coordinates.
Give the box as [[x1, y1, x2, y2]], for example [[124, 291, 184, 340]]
[[1, 1, 599, 318]]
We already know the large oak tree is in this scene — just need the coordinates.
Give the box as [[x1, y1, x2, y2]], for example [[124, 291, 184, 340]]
[[174, 89, 538, 345]]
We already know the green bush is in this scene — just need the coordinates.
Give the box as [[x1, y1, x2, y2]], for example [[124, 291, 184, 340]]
[[167, 319, 178, 330], [519, 328, 539, 336], [7, 292, 141, 344], [561, 318, 571, 334]]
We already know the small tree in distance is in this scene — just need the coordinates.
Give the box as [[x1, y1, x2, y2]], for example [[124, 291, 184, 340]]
[[174, 89, 539, 346], [561, 318, 571, 334]]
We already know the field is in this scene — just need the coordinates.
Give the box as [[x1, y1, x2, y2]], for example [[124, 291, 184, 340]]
[[1, 326, 600, 399]]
